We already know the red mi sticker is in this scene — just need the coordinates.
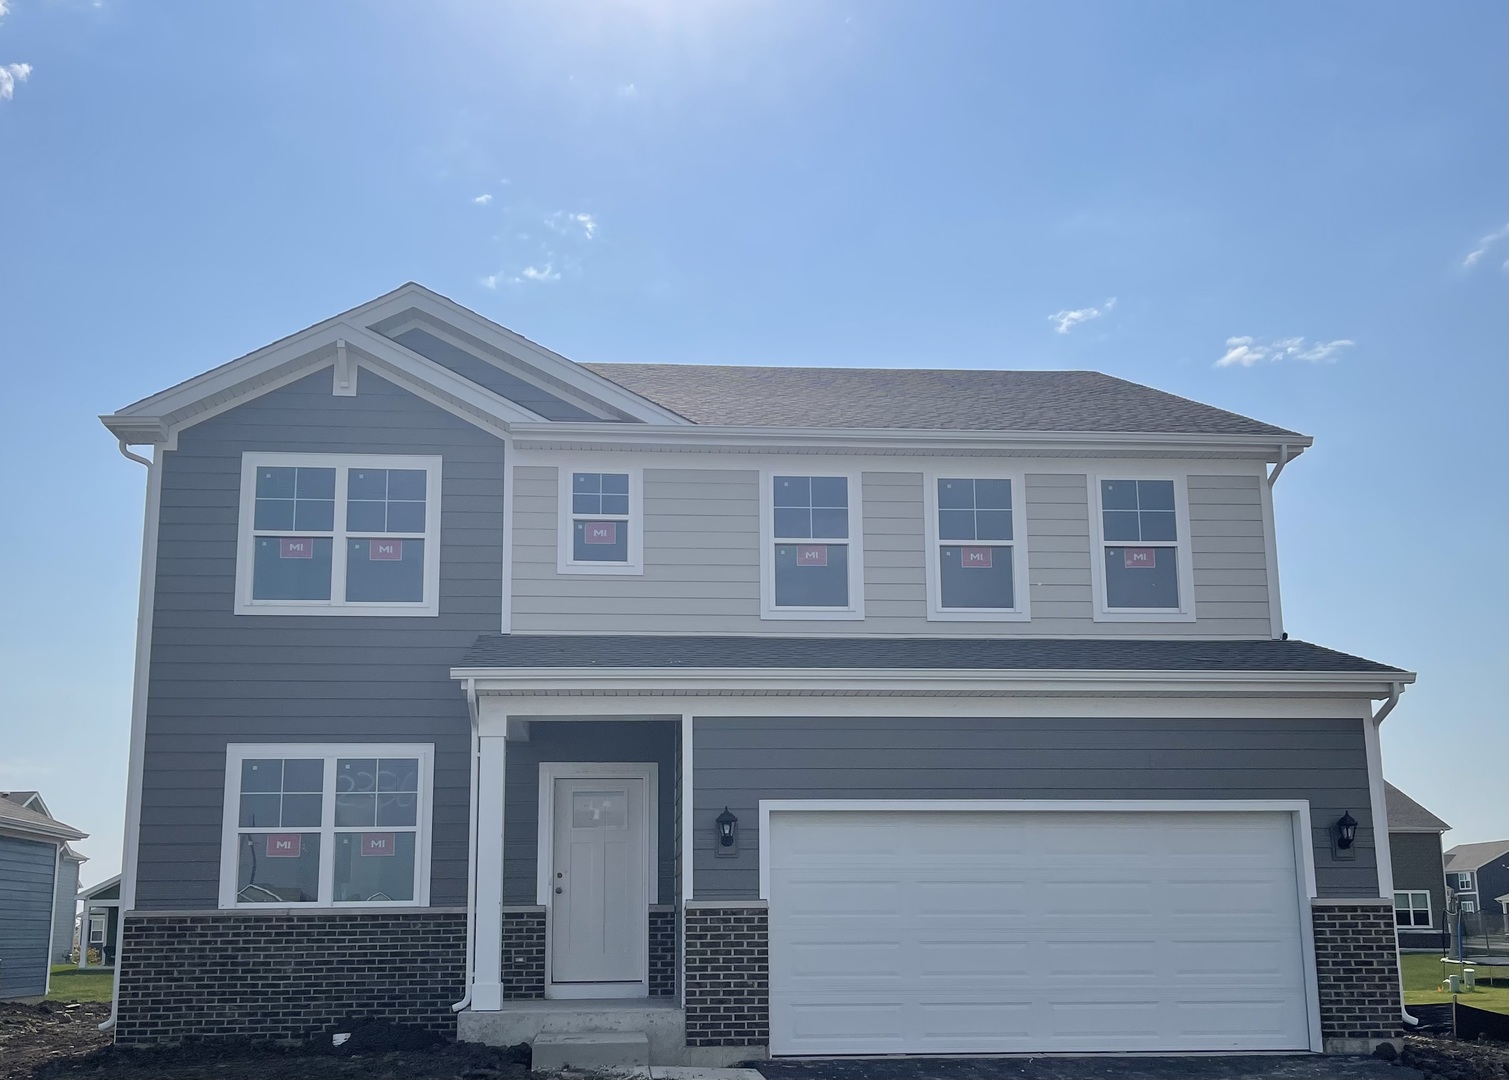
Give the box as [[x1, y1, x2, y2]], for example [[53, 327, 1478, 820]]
[[583, 521, 617, 545], [1124, 547, 1157, 569], [265, 834, 302, 858], [360, 833, 396, 857], [279, 538, 314, 559], [960, 546, 994, 569], [369, 540, 403, 561], [796, 544, 829, 566]]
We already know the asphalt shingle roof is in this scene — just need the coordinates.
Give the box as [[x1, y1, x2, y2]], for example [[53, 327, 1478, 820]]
[[457, 635, 1402, 673], [0, 796, 86, 842], [1385, 782, 1451, 832], [1445, 841, 1509, 873], [582, 365, 1304, 436]]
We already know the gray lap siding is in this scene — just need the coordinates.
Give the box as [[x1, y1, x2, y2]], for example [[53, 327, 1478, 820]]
[[692, 714, 1379, 900], [137, 367, 504, 909], [1389, 831, 1448, 948]]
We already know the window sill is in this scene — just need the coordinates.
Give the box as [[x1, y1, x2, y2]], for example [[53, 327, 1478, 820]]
[[234, 603, 439, 617], [1092, 609, 1197, 623], [556, 563, 645, 576], [760, 608, 865, 621], [927, 609, 1031, 623]]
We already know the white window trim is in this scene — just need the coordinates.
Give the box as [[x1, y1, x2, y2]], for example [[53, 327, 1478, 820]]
[[555, 463, 644, 576], [1089, 471, 1197, 623], [1449, 871, 1476, 893], [922, 469, 1030, 622], [759, 469, 865, 621], [87, 914, 106, 944], [218, 742, 435, 910], [1394, 889, 1432, 929], [235, 452, 443, 617]]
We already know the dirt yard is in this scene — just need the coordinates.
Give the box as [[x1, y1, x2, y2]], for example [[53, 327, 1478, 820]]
[[5, 1000, 1509, 1080]]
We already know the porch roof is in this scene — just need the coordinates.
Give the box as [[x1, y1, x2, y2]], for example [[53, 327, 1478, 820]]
[[456, 634, 1405, 675]]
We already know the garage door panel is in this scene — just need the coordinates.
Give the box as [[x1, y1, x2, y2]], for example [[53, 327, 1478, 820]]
[[768, 808, 1312, 1056]]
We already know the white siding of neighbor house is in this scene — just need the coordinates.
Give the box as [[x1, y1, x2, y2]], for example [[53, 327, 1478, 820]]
[[510, 463, 1272, 637]]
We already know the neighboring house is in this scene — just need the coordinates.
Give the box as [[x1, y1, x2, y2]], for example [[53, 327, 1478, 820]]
[[77, 874, 121, 968], [1384, 782, 1450, 951], [1443, 840, 1509, 920], [1, 792, 90, 963], [0, 795, 87, 1000], [97, 283, 1415, 1060]]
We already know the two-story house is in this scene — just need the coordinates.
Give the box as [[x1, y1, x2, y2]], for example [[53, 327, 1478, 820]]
[[99, 283, 1412, 1064]]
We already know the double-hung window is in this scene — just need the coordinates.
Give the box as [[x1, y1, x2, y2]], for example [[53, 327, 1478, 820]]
[[1393, 890, 1432, 928], [925, 474, 1027, 620], [558, 466, 643, 574], [219, 743, 433, 908], [1092, 476, 1195, 620], [236, 453, 442, 616], [763, 473, 863, 618]]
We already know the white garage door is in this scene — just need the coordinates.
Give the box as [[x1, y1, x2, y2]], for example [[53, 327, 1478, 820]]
[[767, 808, 1312, 1056]]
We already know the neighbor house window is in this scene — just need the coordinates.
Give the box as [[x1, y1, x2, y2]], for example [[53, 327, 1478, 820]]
[[1448, 871, 1476, 893], [1093, 477, 1194, 620], [1394, 890, 1431, 928], [219, 743, 433, 908], [87, 914, 106, 946], [236, 454, 442, 616], [763, 473, 863, 618], [925, 474, 1027, 620], [557, 466, 643, 574]]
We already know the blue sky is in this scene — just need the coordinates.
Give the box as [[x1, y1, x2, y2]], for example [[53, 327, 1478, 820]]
[[1, 1, 1504, 885]]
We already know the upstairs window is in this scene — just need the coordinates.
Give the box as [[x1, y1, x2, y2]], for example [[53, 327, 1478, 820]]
[[1448, 871, 1476, 894], [1093, 476, 1194, 621], [926, 474, 1027, 620], [558, 466, 643, 574], [237, 454, 441, 617], [763, 473, 863, 619], [219, 743, 433, 908]]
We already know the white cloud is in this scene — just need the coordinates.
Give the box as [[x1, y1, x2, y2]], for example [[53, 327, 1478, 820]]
[[1049, 296, 1117, 334], [1463, 223, 1509, 269], [617, 83, 639, 100], [480, 274, 501, 290], [472, 193, 493, 206], [547, 211, 597, 240], [519, 264, 560, 282], [1, 62, 32, 102], [1215, 335, 1354, 368]]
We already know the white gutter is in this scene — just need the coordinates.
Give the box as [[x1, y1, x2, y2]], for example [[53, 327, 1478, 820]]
[[99, 441, 161, 1032], [450, 678, 481, 1013], [1370, 680, 1420, 1029]]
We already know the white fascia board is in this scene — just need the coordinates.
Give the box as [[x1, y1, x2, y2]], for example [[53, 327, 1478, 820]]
[[450, 666, 1413, 699], [0, 820, 88, 844], [101, 320, 550, 445], [508, 422, 1314, 459], [351, 285, 693, 426]]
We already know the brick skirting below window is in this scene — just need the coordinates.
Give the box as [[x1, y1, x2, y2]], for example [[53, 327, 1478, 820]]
[[684, 903, 768, 1047], [115, 911, 466, 1046], [1312, 902, 1401, 1051]]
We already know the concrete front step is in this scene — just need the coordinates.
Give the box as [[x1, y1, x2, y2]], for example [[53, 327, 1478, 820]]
[[531, 1030, 650, 1071]]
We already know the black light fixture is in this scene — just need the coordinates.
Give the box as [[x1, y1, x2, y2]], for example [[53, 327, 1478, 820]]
[[716, 807, 738, 850], [1336, 811, 1358, 851]]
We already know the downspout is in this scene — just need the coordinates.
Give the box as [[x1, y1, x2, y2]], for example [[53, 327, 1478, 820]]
[[451, 678, 481, 1012], [100, 439, 156, 1031], [1372, 681, 1419, 1029]]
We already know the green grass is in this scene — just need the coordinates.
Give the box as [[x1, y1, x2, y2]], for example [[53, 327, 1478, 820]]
[[1401, 952, 1509, 1014], [45, 964, 114, 1003]]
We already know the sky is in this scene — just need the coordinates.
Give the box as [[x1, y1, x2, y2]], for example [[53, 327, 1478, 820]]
[[0, 1, 1505, 887]]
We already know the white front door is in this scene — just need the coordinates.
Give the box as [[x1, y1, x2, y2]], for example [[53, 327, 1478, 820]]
[[549, 775, 648, 990]]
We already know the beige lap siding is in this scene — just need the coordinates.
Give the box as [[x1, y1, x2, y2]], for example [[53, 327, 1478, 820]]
[[510, 466, 1272, 636]]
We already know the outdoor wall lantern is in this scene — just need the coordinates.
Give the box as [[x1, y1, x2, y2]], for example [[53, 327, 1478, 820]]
[[715, 807, 738, 858], [1335, 810, 1358, 852]]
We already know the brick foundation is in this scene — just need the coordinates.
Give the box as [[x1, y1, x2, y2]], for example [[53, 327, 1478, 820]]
[[684, 903, 768, 1047], [501, 907, 545, 999], [1312, 901, 1401, 1051], [650, 906, 677, 998], [116, 911, 465, 1045]]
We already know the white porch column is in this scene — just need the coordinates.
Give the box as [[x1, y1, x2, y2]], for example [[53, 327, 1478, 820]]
[[472, 732, 508, 1011]]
